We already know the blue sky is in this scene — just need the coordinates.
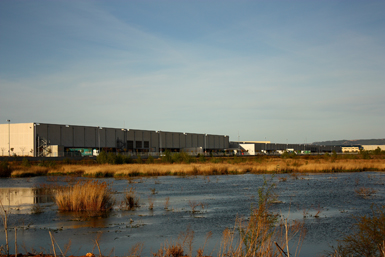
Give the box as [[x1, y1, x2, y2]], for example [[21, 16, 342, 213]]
[[1, 0, 384, 144]]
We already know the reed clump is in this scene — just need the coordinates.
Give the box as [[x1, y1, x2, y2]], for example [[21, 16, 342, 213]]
[[153, 227, 195, 257], [354, 187, 377, 198], [54, 180, 114, 212], [122, 187, 139, 210]]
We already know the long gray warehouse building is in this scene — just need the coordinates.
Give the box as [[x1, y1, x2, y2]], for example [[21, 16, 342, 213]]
[[0, 123, 229, 157]]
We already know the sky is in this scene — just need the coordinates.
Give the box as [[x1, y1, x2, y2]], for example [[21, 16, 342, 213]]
[[0, 0, 384, 144]]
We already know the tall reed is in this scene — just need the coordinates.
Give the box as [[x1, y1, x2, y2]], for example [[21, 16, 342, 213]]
[[54, 180, 114, 212], [217, 203, 306, 257]]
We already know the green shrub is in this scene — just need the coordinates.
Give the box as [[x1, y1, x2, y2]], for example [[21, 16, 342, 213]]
[[146, 155, 154, 164], [123, 155, 133, 164], [37, 160, 55, 167], [117, 153, 125, 164], [63, 158, 72, 164], [161, 150, 173, 163], [96, 151, 108, 164], [373, 147, 383, 155], [107, 152, 116, 164], [0, 159, 11, 177], [360, 150, 371, 159], [136, 155, 142, 164], [210, 157, 220, 163], [169, 151, 191, 164], [233, 155, 241, 163], [22, 158, 31, 167], [281, 151, 290, 159], [171, 152, 182, 163]]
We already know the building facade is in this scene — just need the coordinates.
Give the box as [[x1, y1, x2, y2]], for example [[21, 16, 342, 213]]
[[0, 123, 229, 157]]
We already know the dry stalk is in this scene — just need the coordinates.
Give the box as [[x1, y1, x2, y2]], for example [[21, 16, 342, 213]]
[[164, 197, 170, 210], [188, 200, 200, 213], [15, 228, 17, 257], [0, 198, 10, 256], [95, 239, 102, 257], [148, 197, 154, 211], [49, 231, 57, 257], [48, 230, 65, 257]]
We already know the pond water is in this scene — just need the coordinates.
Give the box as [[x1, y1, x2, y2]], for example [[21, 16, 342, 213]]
[[0, 172, 384, 256]]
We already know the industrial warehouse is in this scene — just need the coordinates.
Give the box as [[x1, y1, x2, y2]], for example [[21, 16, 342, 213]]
[[0, 122, 383, 157], [0, 122, 229, 157]]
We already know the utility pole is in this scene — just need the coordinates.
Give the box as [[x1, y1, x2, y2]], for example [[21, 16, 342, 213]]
[[6, 120, 10, 156]]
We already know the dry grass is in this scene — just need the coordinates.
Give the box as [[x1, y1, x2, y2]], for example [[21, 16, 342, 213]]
[[62, 159, 385, 176], [11, 166, 49, 177], [9, 158, 385, 178], [54, 180, 114, 212], [250, 159, 385, 173]]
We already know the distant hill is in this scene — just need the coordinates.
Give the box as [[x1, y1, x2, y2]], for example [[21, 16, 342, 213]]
[[312, 139, 385, 146]]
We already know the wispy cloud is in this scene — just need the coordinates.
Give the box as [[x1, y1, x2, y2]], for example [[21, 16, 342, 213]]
[[1, 0, 384, 142]]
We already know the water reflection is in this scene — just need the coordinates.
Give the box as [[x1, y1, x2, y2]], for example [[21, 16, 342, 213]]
[[57, 212, 110, 229], [0, 187, 53, 206]]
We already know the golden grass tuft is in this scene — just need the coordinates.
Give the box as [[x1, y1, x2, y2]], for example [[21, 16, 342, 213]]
[[54, 180, 114, 212]]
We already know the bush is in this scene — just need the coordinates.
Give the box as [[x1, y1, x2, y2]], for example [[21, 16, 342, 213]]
[[331, 204, 385, 257], [63, 158, 72, 164], [373, 147, 383, 155], [96, 151, 108, 164], [281, 151, 297, 159], [136, 155, 142, 164], [115, 153, 124, 164], [36, 160, 56, 168], [146, 155, 154, 164], [123, 155, 133, 164], [360, 150, 371, 160], [96, 151, 127, 165], [107, 152, 117, 164], [22, 158, 31, 167], [171, 151, 192, 164], [161, 150, 173, 163], [0, 159, 11, 177]]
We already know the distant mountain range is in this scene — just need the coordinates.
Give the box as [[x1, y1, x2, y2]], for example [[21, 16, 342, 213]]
[[312, 139, 385, 146]]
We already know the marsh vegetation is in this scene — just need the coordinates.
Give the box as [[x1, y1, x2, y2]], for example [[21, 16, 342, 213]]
[[2, 152, 385, 178]]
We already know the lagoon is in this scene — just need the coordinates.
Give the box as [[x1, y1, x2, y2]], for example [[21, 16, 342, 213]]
[[0, 172, 384, 256]]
